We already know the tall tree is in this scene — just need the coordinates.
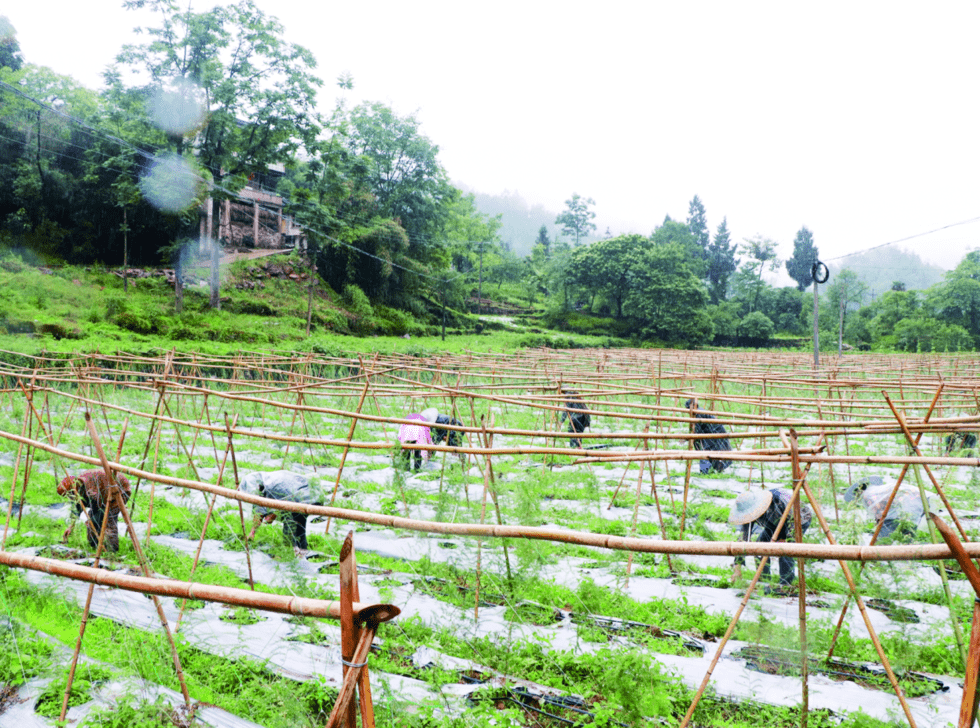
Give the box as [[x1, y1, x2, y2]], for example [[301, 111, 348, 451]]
[[685, 194, 709, 260], [565, 234, 648, 319], [113, 0, 323, 308], [535, 224, 551, 259], [651, 219, 706, 279], [706, 217, 739, 303], [826, 268, 868, 353], [785, 226, 819, 291], [624, 243, 712, 346], [0, 16, 23, 71], [341, 101, 454, 260], [740, 235, 780, 312], [555, 193, 596, 246]]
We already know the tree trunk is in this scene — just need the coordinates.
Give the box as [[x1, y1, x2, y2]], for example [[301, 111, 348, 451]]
[[175, 259, 183, 314], [210, 199, 222, 310], [838, 298, 844, 356], [305, 249, 316, 337], [122, 207, 128, 295]]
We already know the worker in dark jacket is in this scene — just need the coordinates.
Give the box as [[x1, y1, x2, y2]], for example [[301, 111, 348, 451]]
[[728, 488, 812, 587], [685, 399, 732, 474], [945, 431, 978, 455], [242, 471, 325, 555], [422, 407, 467, 464], [558, 389, 591, 448], [58, 469, 132, 552]]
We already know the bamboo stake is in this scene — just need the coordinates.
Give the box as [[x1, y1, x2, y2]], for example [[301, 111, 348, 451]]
[[325, 359, 374, 534], [929, 514, 980, 728], [325, 621, 378, 728], [474, 413, 495, 620], [2, 382, 32, 549], [224, 412, 255, 591], [884, 391, 970, 540], [339, 531, 359, 728], [176, 413, 239, 630], [826, 384, 944, 659], [59, 471, 116, 723], [83, 412, 192, 705], [680, 458, 813, 728], [789, 430, 808, 728], [624, 430, 647, 588], [794, 468, 919, 727]]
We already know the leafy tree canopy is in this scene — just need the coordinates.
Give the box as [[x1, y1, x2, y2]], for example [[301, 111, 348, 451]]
[[340, 101, 454, 259], [785, 226, 818, 291], [555, 193, 596, 246], [0, 16, 24, 72]]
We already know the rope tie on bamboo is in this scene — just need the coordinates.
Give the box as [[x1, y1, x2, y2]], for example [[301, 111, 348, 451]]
[[341, 658, 369, 668]]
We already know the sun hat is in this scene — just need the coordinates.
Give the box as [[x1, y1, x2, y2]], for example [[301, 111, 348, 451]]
[[420, 407, 439, 424], [843, 475, 884, 503], [728, 489, 773, 525]]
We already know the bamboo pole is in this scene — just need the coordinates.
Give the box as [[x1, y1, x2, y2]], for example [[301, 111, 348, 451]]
[[930, 514, 980, 728], [0, 548, 399, 621], [325, 359, 375, 534], [2, 380, 32, 549], [176, 414, 239, 630], [826, 384, 944, 659], [83, 412, 192, 705], [224, 412, 255, 591], [59, 471, 116, 723], [789, 430, 808, 728]]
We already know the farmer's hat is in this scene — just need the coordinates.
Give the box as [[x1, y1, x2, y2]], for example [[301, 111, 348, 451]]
[[420, 407, 439, 424], [728, 489, 773, 525], [57, 475, 80, 497], [843, 475, 884, 503]]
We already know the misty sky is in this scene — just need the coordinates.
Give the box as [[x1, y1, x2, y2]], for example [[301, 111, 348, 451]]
[[7, 1, 980, 275]]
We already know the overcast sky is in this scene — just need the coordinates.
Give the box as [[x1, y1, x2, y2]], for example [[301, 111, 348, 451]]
[[7, 1, 980, 275]]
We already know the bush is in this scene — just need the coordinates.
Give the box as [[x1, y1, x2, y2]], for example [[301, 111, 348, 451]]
[[114, 310, 155, 335], [343, 284, 374, 335], [738, 311, 775, 341]]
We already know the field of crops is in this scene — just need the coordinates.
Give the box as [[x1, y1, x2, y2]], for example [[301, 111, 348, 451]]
[[1, 347, 979, 728]]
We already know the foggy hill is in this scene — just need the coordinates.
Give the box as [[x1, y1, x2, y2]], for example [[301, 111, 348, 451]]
[[826, 246, 946, 298]]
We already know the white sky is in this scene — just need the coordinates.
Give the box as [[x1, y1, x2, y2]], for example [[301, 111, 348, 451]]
[[7, 1, 980, 273]]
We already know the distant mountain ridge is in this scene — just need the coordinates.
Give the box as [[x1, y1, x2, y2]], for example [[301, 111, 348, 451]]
[[459, 185, 600, 256], [826, 246, 946, 298]]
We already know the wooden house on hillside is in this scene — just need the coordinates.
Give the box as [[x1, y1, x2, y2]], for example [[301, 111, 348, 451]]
[[199, 163, 306, 251]]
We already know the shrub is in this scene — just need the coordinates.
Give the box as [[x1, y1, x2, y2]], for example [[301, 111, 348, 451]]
[[738, 311, 775, 341]]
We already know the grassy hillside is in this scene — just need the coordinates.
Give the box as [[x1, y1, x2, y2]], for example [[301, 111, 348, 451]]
[[0, 247, 620, 357]]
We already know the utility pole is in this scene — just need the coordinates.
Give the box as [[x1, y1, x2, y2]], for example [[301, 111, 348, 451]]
[[813, 275, 820, 369], [478, 241, 484, 317], [811, 260, 829, 369]]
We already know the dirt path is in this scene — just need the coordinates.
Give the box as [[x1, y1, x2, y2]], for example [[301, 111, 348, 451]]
[[221, 247, 293, 264]]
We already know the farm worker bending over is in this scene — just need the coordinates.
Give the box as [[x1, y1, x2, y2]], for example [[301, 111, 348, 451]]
[[728, 488, 812, 588], [945, 431, 977, 455], [242, 471, 324, 556], [558, 389, 591, 448], [685, 399, 732, 474], [58, 469, 132, 552], [424, 407, 467, 464], [843, 476, 926, 540], [398, 409, 436, 471]]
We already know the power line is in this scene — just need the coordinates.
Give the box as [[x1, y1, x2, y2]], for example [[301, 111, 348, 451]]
[[824, 217, 980, 263]]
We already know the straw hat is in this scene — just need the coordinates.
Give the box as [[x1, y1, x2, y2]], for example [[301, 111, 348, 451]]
[[420, 407, 439, 424], [843, 475, 884, 503], [728, 490, 773, 525]]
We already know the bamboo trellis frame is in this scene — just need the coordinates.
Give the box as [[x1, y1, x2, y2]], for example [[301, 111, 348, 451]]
[[2, 348, 980, 728]]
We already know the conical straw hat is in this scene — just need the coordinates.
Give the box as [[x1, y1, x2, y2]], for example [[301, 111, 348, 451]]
[[728, 489, 773, 525], [420, 407, 439, 423]]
